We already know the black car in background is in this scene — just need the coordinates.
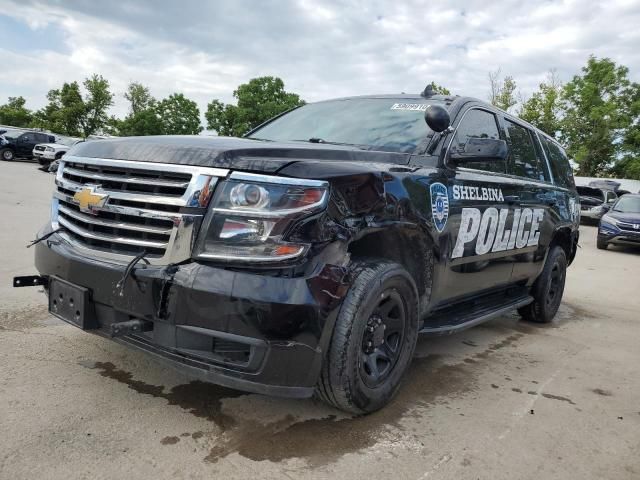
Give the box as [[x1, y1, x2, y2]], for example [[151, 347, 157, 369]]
[[577, 185, 617, 223], [597, 194, 640, 250], [0, 129, 56, 161]]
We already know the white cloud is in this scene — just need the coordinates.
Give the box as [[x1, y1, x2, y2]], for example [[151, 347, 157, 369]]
[[0, 0, 639, 122]]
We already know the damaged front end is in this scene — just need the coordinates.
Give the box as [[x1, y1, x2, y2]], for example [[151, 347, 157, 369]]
[[27, 155, 358, 397]]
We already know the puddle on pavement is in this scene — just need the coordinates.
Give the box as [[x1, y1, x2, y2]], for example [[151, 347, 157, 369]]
[[82, 330, 526, 467], [80, 361, 247, 430]]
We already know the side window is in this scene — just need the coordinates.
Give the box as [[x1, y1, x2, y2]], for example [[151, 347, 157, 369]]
[[504, 120, 548, 181], [36, 133, 49, 143], [450, 109, 505, 174], [21, 133, 35, 143], [540, 136, 575, 189]]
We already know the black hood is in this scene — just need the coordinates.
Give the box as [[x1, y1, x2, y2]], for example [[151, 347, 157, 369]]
[[67, 135, 411, 173]]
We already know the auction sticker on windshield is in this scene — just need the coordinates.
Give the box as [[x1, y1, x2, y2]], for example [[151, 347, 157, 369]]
[[390, 103, 429, 111]]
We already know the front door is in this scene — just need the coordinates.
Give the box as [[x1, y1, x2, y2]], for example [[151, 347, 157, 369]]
[[433, 107, 519, 304]]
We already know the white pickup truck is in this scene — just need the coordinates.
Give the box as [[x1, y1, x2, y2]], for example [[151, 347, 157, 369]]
[[33, 137, 83, 167]]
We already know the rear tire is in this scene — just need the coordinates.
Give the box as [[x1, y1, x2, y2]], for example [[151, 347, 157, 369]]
[[1, 148, 14, 161], [596, 238, 608, 250], [518, 246, 567, 324], [316, 260, 419, 414]]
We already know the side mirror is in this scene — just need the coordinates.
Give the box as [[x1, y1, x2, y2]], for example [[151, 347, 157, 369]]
[[425, 105, 450, 133], [450, 137, 508, 163], [601, 204, 611, 212]]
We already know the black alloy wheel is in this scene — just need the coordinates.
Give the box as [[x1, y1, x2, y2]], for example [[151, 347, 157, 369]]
[[359, 289, 407, 388]]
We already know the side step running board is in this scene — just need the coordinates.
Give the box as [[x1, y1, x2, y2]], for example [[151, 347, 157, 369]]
[[419, 295, 533, 336]]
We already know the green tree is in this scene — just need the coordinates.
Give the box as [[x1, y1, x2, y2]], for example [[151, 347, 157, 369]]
[[156, 93, 202, 135], [560, 56, 633, 176], [519, 70, 563, 137], [118, 109, 165, 136], [429, 82, 451, 95], [615, 82, 640, 179], [206, 76, 305, 137], [124, 82, 154, 115], [35, 81, 85, 136], [0, 96, 33, 127], [489, 69, 517, 112], [79, 74, 114, 137], [113, 82, 163, 136], [33, 75, 113, 137]]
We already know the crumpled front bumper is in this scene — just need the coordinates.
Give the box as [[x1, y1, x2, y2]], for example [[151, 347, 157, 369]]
[[34, 230, 349, 398]]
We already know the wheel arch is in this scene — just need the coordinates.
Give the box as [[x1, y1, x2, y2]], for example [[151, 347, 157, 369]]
[[550, 226, 578, 265], [346, 228, 434, 311]]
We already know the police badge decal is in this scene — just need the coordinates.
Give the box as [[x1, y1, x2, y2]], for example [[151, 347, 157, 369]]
[[430, 182, 449, 232]]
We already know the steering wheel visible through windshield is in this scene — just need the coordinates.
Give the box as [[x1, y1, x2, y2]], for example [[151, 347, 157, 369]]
[[248, 98, 441, 153]]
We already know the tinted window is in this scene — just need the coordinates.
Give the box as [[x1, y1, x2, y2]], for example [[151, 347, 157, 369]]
[[450, 109, 505, 174], [21, 133, 36, 143], [505, 120, 548, 181], [249, 98, 445, 153], [540, 136, 574, 188]]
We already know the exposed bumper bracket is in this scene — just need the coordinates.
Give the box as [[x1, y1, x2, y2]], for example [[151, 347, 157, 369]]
[[13, 275, 48, 288]]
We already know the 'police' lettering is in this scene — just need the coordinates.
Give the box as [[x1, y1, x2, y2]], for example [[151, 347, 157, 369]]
[[452, 207, 544, 259]]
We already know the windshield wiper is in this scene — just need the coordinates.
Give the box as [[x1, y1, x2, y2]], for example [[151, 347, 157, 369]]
[[293, 138, 370, 149]]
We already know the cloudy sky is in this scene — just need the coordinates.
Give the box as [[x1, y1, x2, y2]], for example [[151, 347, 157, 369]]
[[1, 0, 639, 120]]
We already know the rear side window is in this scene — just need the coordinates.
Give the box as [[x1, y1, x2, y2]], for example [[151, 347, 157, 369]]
[[504, 120, 548, 181], [451, 109, 505, 174], [540, 136, 575, 189]]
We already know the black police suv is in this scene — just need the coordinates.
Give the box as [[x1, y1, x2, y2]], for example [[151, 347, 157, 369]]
[[17, 89, 579, 414], [1, 129, 55, 161], [597, 193, 640, 250]]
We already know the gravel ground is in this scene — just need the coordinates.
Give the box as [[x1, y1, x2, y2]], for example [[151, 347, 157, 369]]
[[1, 161, 639, 479]]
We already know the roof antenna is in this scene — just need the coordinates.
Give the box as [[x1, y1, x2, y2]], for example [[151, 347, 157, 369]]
[[421, 84, 434, 98]]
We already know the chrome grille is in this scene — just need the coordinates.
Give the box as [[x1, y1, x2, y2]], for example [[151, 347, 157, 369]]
[[52, 155, 229, 265], [618, 221, 640, 232]]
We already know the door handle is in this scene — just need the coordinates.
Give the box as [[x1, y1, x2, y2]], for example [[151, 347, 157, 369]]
[[504, 195, 520, 204]]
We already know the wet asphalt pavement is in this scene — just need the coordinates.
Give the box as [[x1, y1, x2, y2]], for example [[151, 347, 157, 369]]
[[1, 161, 639, 479]]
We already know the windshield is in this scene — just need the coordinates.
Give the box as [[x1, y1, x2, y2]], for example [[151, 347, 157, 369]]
[[577, 186, 604, 201], [613, 196, 640, 213], [248, 98, 441, 153]]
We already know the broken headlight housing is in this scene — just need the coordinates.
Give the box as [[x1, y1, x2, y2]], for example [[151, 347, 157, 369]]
[[193, 172, 329, 262]]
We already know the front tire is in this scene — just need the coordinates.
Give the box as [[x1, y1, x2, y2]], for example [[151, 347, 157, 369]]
[[596, 237, 608, 250], [1, 148, 15, 161], [519, 246, 567, 324], [316, 260, 419, 414]]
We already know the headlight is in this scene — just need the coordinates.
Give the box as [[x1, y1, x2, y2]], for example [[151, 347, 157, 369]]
[[45, 147, 55, 152], [193, 172, 329, 262]]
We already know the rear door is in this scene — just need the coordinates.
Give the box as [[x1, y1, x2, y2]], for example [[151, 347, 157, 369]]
[[500, 118, 555, 284]]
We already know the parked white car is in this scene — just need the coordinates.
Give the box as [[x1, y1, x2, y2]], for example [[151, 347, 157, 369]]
[[33, 137, 83, 166]]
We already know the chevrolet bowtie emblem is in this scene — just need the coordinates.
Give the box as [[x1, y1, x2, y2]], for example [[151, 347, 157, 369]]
[[73, 185, 109, 214]]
